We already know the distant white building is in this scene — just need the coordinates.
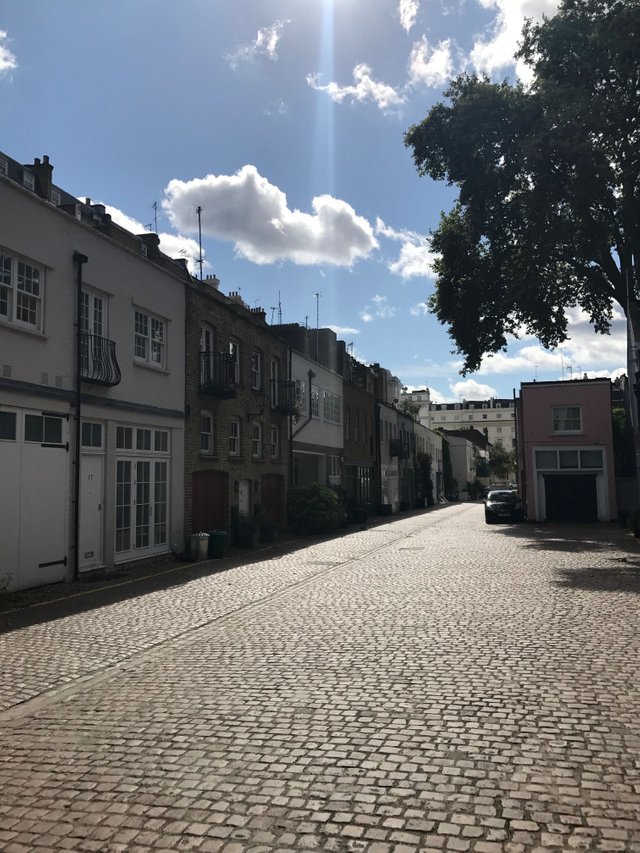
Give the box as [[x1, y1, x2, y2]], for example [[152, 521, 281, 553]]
[[402, 388, 516, 450]]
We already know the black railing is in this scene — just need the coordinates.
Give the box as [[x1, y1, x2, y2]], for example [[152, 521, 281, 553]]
[[200, 351, 237, 398], [270, 379, 296, 414], [80, 333, 121, 386]]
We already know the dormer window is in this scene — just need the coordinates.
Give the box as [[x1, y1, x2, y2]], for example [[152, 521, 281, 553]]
[[50, 188, 61, 206], [0, 158, 8, 177], [141, 243, 148, 257], [23, 171, 35, 191]]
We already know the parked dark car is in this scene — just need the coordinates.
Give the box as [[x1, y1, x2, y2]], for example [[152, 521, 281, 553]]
[[484, 489, 523, 524]]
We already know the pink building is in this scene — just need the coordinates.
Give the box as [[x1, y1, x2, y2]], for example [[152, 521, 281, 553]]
[[516, 379, 616, 522]]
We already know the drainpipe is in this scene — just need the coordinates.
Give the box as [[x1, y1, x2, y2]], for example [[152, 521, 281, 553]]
[[73, 251, 88, 582], [288, 345, 294, 486]]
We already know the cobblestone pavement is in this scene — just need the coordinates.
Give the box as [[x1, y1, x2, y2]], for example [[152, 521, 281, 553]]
[[1, 504, 640, 852]]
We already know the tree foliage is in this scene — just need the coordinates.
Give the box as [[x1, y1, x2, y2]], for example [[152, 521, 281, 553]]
[[489, 443, 516, 481], [404, 0, 640, 373]]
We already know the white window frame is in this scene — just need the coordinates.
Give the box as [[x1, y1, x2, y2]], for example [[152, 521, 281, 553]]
[[0, 249, 44, 331], [270, 424, 280, 459], [201, 411, 214, 455], [328, 455, 341, 479], [251, 350, 262, 390], [323, 391, 341, 424], [134, 309, 166, 368], [270, 359, 279, 408], [252, 421, 262, 458], [229, 340, 240, 384], [23, 171, 35, 191], [552, 405, 582, 434], [311, 385, 320, 418], [229, 417, 240, 457]]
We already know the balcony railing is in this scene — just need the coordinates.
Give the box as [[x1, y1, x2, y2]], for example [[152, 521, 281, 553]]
[[200, 351, 237, 398], [80, 333, 121, 387], [270, 379, 296, 415]]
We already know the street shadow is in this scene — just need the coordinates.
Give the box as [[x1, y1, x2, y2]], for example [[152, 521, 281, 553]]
[[493, 522, 637, 554], [552, 564, 640, 594]]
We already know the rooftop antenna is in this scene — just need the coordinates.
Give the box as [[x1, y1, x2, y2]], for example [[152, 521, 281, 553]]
[[269, 306, 277, 324], [304, 315, 308, 329], [559, 347, 565, 379], [196, 205, 204, 281], [153, 201, 158, 233], [567, 365, 573, 380], [278, 290, 282, 324]]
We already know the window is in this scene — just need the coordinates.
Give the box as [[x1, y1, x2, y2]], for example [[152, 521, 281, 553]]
[[252, 422, 262, 458], [311, 385, 320, 418], [580, 449, 603, 468], [82, 422, 103, 448], [154, 430, 168, 452], [0, 157, 7, 176], [24, 414, 63, 444], [294, 379, 306, 404], [0, 411, 16, 441], [117, 426, 133, 449], [328, 455, 341, 478], [201, 412, 213, 455], [50, 188, 61, 206], [553, 406, 581, 433], [0, 251, 43, 330], [23, 171, 35, 191], [496, 413, 502, 419], [271, 425, 280, 459], [229, 418, 240, 456], [134, 310, 166, 367], [251, 350, 262, 390], [559, 450, 579, 468], [229, 340, 240, 383], [323, 391, 341, 424], [136, 428, 152, 451], [270, 358, 279, 407]]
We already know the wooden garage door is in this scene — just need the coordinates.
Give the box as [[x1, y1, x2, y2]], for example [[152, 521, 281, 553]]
[[191, 470, 228, 532]]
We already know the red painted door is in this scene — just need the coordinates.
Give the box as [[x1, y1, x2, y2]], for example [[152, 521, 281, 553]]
[[192, 470, 228, 531]]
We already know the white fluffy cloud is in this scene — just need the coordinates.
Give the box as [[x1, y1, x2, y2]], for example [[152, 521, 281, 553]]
[[469, 0, 560, 81], [101, 204, 204, 274], [226, 20, 290, 68], [398, 0, 420, 32], [163, 165, 378, 267], [376, 218, 437, 279], [306, 64, 406, 113], [0, 30, 17, 74], [361, 294, 397, 322], [410, 301, 430, 316], [450, 378, 498, 399], [327, 325, 361, 337], [408, 36, 454, 88], [477, 307, 626, 377]]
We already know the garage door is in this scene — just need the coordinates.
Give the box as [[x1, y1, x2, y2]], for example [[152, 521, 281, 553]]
[[544, 473, 597, 523]]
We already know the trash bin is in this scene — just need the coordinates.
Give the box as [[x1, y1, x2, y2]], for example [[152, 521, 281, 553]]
[[207, 529, 227, 559], [190, 532, 209, 561]]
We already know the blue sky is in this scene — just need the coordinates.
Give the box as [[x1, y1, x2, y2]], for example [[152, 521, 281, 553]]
[[0, 0, 625, 400]]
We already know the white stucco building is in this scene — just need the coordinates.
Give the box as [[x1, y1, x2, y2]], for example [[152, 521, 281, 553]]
[[0, 152, 186, 591]]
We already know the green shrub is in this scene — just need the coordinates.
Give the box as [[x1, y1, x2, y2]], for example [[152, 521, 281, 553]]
[[287, 482, 347, 534]]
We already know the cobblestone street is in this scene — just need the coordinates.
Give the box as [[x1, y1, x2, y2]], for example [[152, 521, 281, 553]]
[[1, 503, 640, 852]]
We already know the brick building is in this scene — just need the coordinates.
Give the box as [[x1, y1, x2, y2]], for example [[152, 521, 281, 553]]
[[184, 281, 291, 538]]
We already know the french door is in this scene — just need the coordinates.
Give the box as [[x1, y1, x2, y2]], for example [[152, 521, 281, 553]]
[[116, 458, 168, 558]]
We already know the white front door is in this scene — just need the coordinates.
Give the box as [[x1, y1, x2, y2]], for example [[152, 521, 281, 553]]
[[238, 479, 251, 515], [79, 454, 103, 571]]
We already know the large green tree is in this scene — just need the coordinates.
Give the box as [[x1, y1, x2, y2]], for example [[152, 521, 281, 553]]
[[404, 0, 640, 373]]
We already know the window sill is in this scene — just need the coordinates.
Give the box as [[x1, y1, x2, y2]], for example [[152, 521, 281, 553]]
[[0, 318, 46, 339], [133, 359, 170, 375]]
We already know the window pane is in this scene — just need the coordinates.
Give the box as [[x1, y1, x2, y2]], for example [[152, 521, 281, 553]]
[[25, 414, 43, 442], [535, 450, 557, 469], [116, 426, 132, 449], [559, 450, 579, 469], [136, 429, 152, 450], [154, 431, 168, 452], [580, 449, 603, 468], [0, 411, 16, 440], [553, 406, 581, 431]]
